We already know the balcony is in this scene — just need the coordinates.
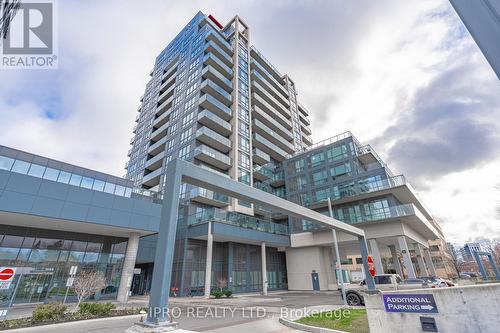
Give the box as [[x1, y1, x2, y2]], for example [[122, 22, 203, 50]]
[[300, 113, 311, 126], [156, 95, 173, 116], [252, 105, 293, 140], [201, 65, 233, 93], [252, 133, 287, 161], [250, 47, 284, 85], [302, 134, 313, 146], [147, 136, 167, 155], [150, 121, 169, 142], [197, 109, 232, 136], [252, 148, 270, 165], [204, 40, 233, 67], [190, 188, 228, 207], [141, 167, 162, 188], [200, 79, 232, 106], [251, 69, 290, 108], [193, 144, 232, 170], [199, 94, 232, 121], [298, 102, 309, 117], [205, 30, 233, 55], [252, 80, 290, 119], [158, 83, 175, 104], [252, 118, 294, 154], [203, 52, 233, 80], [159, 73, 176, 94], [196, 126, 232, 153], [153, 109, 170, 128], [144, 151, 164, 171], [253, 164, 273, 181], [252, 94, 292, 130], [250, 58, 288, 99], [301, 122, 312, 135], [187, 207, 289, 236]]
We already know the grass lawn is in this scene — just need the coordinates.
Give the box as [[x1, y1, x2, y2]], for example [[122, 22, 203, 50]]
[[296, 308, 369, 333]]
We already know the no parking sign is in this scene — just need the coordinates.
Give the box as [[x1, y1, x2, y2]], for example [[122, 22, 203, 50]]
[[0, 267, 16, 290]]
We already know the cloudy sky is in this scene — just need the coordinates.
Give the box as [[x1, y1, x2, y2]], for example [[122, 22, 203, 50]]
[[1, 0, 499, 243]]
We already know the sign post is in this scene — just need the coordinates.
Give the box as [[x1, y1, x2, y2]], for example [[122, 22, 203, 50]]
[[0, 267, 20, 321], [383, 294, 438, 313], [63, 266, 78, 304]]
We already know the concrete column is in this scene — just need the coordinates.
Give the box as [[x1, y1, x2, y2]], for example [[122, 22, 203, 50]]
[[423, 248, 437, 276], [204, 221, 213, 298], [227, 242, 234, 289], [117, 232, 140, 303], [414, 244, 429, 276], [397, 236, 416, 279], [368, 239, 384, 275], [261, 242, 268, 295], [389, 245, 403, 276]]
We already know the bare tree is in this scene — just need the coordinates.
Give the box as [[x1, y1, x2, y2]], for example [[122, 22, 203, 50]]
[[73, 270, 106, 309], [216, 277, 227, 292]]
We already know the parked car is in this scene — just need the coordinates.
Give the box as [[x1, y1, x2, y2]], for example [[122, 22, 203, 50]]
[[342, 274, 429, 306]]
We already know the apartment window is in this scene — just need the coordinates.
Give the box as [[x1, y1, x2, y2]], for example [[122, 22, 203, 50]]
[[166, 139, 175, 153], [294, 159, 305, 173], [238, 168, 250, 185], [238, 106, 249, 123], [182, 111, 194, 127], [312, 170, 328, 186], [187, 69, 199, 84], [184, 96, 197, 111], [238, 80, 249, 95], [239, 137, 250, 152], [11, 160, 30, 174], [27, 164, 46, 178], [310, 152, 325, 167], [238, 93, 249, 109], [180, 128, 193, 144], [326, 145, 349, 162], [330, 162, 352, 179], [69, 174, 82, 186], [239, 122, 249, 137], [43, 167, 60, 181], [57, 171, 71, 184], [186, 82, 197, 96], [0, 156, 14, 170], [239, 153, 250, 169], [179, 145, 191, 159], [189, 57, 200, 70]]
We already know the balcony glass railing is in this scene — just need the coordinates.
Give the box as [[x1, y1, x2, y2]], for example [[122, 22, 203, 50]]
[[197, 110, 232, 132], [193, 145, 231, 165], [187, 207, 289, 235], [190, 188, 228, 204]]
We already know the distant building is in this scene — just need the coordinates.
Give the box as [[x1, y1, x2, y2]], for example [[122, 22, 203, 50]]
[[461, 242, 481, 262]]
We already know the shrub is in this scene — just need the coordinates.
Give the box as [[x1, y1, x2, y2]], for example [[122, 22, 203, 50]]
[[32, 303, 67, 322], [223, 289, 233, 298], [210, 290, 223, 299], [78, 302, 116, 316]]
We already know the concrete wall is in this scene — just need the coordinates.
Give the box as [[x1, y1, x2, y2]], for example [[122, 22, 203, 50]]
[[364, 283, 500, 333], [286, 246, 337, 290]]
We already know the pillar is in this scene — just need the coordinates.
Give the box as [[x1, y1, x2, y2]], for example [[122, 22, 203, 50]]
[[422, 248, 437, 276], [227, 242, 234, 289], [368, 239, 384, 275], [414, 244, 429, 276], [397, 236, 416, 278], [358, 236, 375, 290], [261, 242, 268, 295], [389, 245, 403, 276], [204, 221, 213, 298], [117, 232, 140, 303]]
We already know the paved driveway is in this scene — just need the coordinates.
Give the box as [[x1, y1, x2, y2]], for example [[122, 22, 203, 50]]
[[2, 291, 344, 333]]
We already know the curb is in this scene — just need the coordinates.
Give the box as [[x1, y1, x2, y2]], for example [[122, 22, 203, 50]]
[[278, 317, 349, 333]]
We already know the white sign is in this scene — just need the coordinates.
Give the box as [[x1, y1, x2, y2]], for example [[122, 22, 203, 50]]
[[69, 266, 78, 276], [66, 277, 74, 287], [133, 268, 141, 274], [0, 267, 16, 290], [0, 309, 8, 317]]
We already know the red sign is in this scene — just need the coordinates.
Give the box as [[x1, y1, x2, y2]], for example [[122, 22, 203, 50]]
[[367, 256, 376, 277], [0, 268, 14, 281]]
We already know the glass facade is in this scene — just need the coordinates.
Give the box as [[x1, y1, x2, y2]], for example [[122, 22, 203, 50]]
[[0, 226, 127, 305]]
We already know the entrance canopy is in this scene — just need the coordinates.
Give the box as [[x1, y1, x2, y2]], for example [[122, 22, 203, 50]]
[[147, 159, 374, 325]]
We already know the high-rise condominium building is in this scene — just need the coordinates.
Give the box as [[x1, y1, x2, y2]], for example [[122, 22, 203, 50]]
[[126, 12, 312, 294]]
